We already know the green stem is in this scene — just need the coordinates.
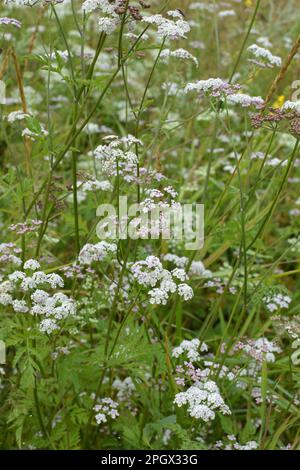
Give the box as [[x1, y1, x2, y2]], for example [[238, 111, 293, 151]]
[[247, 139, 300, 249], [229, 0, 261, 82]]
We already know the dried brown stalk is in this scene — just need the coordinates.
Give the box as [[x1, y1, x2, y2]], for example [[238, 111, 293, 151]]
[[23, 6, 47, 72], [264, 33, 300, 108], [0, 48, 11, 81]]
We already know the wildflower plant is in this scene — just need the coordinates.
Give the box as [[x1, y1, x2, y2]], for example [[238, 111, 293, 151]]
[[0, 0, 300, 452]]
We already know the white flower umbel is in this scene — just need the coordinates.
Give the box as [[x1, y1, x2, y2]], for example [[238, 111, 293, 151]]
[[177, 283, 194, 301], [39, 318, 59, 334], [174, 380, 231, 422], [233, 337, 282, 363], [82, 0, 101, 14], [98, 16, 119, 34], [172, 268, 189, 282], [0, 243, 22, 266], [172, 338, 208, 363], [163, 254, 211, 278], [0, 293, 13, 306], [282, 100, 300, 115], [263, 293, 292, 312], [22, 125, 48, 141], [6, 110, 30, 123], [248, 44, 282, 68], [94, 134, 141, 175], [227, 93, 264, 109], [94, 397, 119, 425], [79, 242, 117, 265], [218, 10, 236, 18], [2, 261, 76, 334], [82, 0, 116, 15], [142, 11, 190, 40], [12, 299, 29, 313], [23, 259, 41, 271], [185, 78, 240, 98], [131, 256, 193, 305], [161, 48, 198, 66]]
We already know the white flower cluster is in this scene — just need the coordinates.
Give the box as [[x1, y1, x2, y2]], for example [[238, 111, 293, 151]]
[[32, 291, 76, 331], [0, 243, 22, 266], [94, 134, 142, 174], [6, 110, 30, 123], [161, 48, 198, 66], [185, 78, 239, 98], [78, 242, 117, 265], [131, 256, 193, 305], [250, 152, 288, 168], [142, 10, 190, 40], [218, 10, 236, 18], [8, 269, 64, 291], [204, 277, 237, 295], [0, 260, 76, 334], [98, 16, 119, 35], [272, 315, 300, 341], [94, 397, 119, 425], [163, 253, 212, 278], [82, 0, 122, 35], [172, 338, 208, 363], [227, 93, 264, 108], [214, 435, 258, 450], [79, 178, 112, 193], [282, 100, 300, 115], [126, 186, 181, 239], [73, 178, 112, 203], [82, 0, 116, 15], [248, 44, 282, 68], [141, 186, 178, 213], [233, 337, 282, 363], [7, 109, 47, 142], [263, 293, 292, 312], [22, 125, 48, 141], [174, 380, 231, 422], [24, 259, 41, 271]]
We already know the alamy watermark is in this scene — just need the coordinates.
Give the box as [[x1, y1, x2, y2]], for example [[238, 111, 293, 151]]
[[95, 197, 204, 250], [291, 81, 300, 102]]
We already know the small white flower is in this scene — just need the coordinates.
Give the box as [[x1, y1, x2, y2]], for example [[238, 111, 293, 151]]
[[172, 268, 189, 282], [174, 381, 230, 422], [6, 110, 30, 123], [227, 93, 264, 108], [0, 293, 13, 306], [94, 397, 119, 425], [282, 100, 300, 115], [24, 259, 41, 271], [39, 318, 59, 334], [161, 48, 198, 66], [248, 44, 282, 68], [12, 299, 29, 313], [177, 283, 194, 301]]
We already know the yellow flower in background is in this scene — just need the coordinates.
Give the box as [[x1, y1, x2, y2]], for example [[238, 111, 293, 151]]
[[245, 0, 254, 6], [273, 95, 285, 108]]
